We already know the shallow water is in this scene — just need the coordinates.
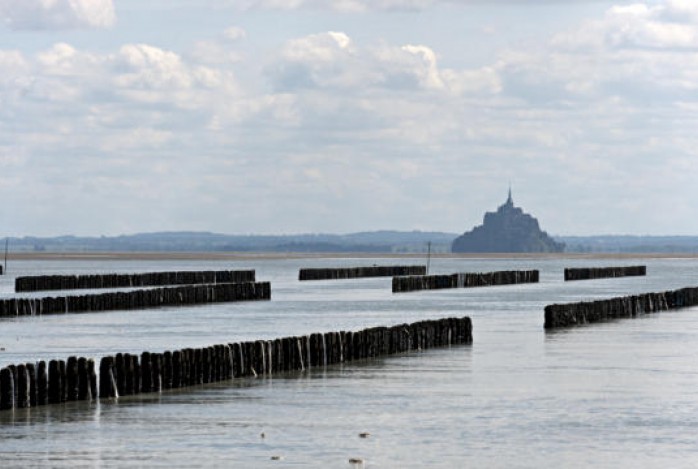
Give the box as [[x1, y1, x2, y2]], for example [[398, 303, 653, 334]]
[[1, 256, 698, 468]]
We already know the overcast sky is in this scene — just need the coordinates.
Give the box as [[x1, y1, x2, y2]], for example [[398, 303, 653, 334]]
[[0, 0, 695, 237]]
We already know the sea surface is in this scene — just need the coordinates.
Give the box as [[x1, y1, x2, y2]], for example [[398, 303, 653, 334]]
[[1, 256, 698, 468]]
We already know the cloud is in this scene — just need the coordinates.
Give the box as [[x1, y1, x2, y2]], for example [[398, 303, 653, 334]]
[[236, 0, 445, 12], [223, 26, 247, 41], [0, 49, 32, 117], [0, 49, 30, 88], [187, 26, 248, 66], [115, 44, 199, 90], [283, 31, 354, 62], [551, 1, 698, 50], [3, 2, 698, 236], [226, 0, 630, 13], [498, 1, 698, 104], [273, 31, 364, 89], [273, 31, 501, 95], [0, 0, 116, 30]]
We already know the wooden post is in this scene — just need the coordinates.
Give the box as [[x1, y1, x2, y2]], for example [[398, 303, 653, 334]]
[[0, 368, 14, 410]]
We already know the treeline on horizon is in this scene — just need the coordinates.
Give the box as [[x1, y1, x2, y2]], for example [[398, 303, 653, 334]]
[[4, 232, 698, 254]]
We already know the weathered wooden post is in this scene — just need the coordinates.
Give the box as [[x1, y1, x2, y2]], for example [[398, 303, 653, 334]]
[[151, 353, 162, 392], [141, 352, 152, 393], [123, 354, 135, 395], [66, 357, 79, 401], [48, 360, 62, 404], [0, 368, 14, 410], [202, 347, 211, 384], [35, 361, 48, 405], [25, 362, 37, 407], [15, 364, 29, 408], [114, 353, 126, 396], [193, 348, 202, 385], [172, 350, 182, 389]]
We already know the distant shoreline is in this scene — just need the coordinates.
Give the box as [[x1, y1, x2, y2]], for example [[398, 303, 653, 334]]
[[5, 251, 698, 261]]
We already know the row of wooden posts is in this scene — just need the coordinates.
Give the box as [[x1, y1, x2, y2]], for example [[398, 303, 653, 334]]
[[0, 358, 97, 410], [544, 286, 698, 329], [14, 270, 256, 292], [301, 264, 647, 287], [299, 265, 427, 281], [0, 316, 473, 411], [564, 266, 646, 281], [0, 282, 271, 317], [1, 264, 695, 412], [392, 270, 539, 293]]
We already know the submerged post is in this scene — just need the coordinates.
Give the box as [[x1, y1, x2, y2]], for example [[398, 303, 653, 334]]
[[426, 241, 432, 275], [2, 238, 7, 275]]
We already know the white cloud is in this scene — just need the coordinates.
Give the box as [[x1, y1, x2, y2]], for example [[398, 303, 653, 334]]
[[0, 0, 115, 30], [99, 127, 174, 152], [552, 1, 698, 51], [397, 45, 444, 89], [238, 0, 436, 12], [274, 31, 367, 89], [283, 31, 354, 62], [115, 44, 196, 90], [659, 0, 698, 23], [0, 49, 30, 89], [274, 31, 501, 95], [223, 26, 247, 41], [188, 26, 248, 66], [3, 1, 698, 236], [500, 1, 698, 103], [0, 49, 32, 119]]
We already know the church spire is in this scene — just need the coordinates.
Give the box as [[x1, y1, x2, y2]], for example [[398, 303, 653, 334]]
[[506, 184, 513, 206]]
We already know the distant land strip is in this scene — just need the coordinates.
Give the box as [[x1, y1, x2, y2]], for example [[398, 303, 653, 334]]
[[5, 252, 698, 262], [4, 232, 698, 255]]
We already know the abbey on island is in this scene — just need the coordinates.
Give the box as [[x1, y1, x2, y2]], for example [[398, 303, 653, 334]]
[[451, 190, 564, 253]]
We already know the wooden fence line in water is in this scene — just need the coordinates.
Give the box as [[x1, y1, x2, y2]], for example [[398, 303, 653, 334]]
[[15, 270, 255, 292], [0, 358, 97, 410], [0, 316, 472, 411], [392, 270, 539, 293], [299, 265, 426, 281], [544, 286, 698, 329], [0, 282, 271, 318], [563, 266, 646, 282]]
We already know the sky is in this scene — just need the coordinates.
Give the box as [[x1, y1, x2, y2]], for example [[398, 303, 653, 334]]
[[0, 0, 696, 237]]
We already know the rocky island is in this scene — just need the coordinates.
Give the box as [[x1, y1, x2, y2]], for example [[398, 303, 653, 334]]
[[452, 190, 564, 253]]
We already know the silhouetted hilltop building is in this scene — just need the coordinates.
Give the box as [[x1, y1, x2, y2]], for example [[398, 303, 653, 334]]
[[452, 190, 565, 253]]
